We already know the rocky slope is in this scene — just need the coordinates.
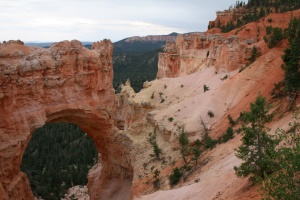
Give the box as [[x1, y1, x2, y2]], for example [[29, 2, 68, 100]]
[[156, 32, 254, 78], [129, 9, 300, 200]]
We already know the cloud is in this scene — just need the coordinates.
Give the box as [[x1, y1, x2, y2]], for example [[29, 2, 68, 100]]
[[0, 0, 238, 42]]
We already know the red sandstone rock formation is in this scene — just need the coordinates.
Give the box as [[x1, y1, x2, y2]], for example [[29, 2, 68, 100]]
[[208, 7, 246, 29], [0, 40, 133, 200], [157, 32, 254, 78], [157, 10, 300, 79]]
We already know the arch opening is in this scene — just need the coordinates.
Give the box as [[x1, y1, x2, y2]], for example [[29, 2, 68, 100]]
[[21, 122, 98, 200]]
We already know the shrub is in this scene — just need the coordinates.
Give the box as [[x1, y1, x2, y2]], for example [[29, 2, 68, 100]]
[[219, 127, 234, 143], [191, 139, 201, 165], [268, 18, 273, 23], [265, 27, 283, 48], [221, 74, 228, 80], [168, 117, 174, 122], [228, 114, 236, 126], [151, 92, 154, 99], [169, 167, 183, 186], [203, 84, 210, 92], [147, 129, 162, 160], [208, 111, 214, 118], [178, 130, 190, 164], [266, 26, 272, 35], [204, 135, 217, 149], [248, 46, 260, 63], [153, 178, 160, 189], [153, 169, 160, 189]]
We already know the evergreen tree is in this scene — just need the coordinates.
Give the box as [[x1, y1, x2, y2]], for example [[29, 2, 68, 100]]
[[191, 139, 202, 165], [178, 130, 190, 165], [265, 27, 283, 48], [147, 129, 162, 160], [282, 17, 300, 93], [262, 113, 300, 199], [234, 95, 279, 183], [248, 45, 260, 63]]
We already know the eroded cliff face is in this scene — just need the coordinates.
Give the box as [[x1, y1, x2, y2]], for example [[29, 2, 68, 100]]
[[0, 40, 133, 200], [157, 32, 256, 78]]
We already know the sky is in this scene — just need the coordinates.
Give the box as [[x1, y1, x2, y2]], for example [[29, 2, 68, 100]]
[[0, 0, 238, 42]]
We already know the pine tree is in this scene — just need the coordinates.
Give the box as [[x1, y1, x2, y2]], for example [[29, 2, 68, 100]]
[[282, 17, 300, 93], [234, 95, 279, 183], [178, 130, 190, 165], [262, 113, 300, 199], [191, 139, 202, 165], [147, 129, 162, 160]]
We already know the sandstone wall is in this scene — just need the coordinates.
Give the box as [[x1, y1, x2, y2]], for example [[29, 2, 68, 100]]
[[0, 40, 133, 199], [157, 33, 255, 78]]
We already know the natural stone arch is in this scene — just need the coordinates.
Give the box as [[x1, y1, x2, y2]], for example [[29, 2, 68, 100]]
[[0, 40, 133, 199]]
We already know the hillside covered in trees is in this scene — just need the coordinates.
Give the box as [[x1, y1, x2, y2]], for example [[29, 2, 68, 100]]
[[21, 123, 98, 200], [113, 47, 161, 92], [208, 0, 300, 33]]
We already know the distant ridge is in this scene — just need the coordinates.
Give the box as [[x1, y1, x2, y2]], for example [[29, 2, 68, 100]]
[[123, 32, 178, 43]]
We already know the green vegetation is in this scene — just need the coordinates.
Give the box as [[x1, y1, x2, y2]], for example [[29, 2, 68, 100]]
[[21, 122, 98, 200], [262, 113, 300, 199], [207, 110, 214, 118], [263, 27, 284, 48], [248, 45, 260, 63], [228, 114, 236, 126], [113, 48, 161, 92], [234, 95, 279, 183], [178, 130, 190, 164], [203, 134, 218, 150], [218, 127, 234, 143], [281, 17, 300, 93], [114, 40, 167, 55], [152, 169, 161, 189], [147, 129, 162, 160], [266, 26, 273, 35], [169, 167, 183, 186], [203, 84, 210, 92], [212, 0, 300, 33], [191, 139, 202, 165], [221, 74, 229, 81]]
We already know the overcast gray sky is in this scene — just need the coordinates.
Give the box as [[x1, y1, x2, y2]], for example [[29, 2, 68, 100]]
[[0, 0, 238, 42]]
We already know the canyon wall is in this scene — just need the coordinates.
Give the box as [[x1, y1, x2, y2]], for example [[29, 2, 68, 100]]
[[0, 40, 133, 199], [157, 32, 255, 78]]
